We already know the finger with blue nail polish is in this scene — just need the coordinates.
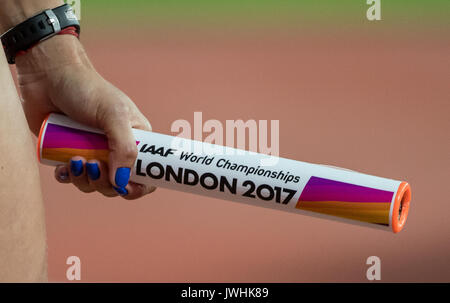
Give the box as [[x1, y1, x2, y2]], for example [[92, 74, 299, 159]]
[[104, 118, 138, 194], [115, 167, 131, 188], [85, 160, 118, 197], [113, 167, 132, 197], [114, 186, 128, 196], [86, 162, 100, 181], [70, 159, 84, 177], [120, 182, 157, 200], [68, 156, 94, 193]]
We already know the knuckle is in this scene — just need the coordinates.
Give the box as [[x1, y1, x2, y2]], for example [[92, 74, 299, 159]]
[[110, 102, 131, 117], [121, 144, 138, 161], [109, 141, 138, 164]]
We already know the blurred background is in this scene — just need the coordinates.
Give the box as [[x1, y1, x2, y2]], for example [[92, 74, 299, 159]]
[[37, 0, 449, 281]]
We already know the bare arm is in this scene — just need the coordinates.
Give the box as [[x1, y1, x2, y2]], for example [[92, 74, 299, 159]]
[[0, 42, 47, 283], [0, 0, 63, 32], [1, 0, 155, 199], [0, 0, 70, 283], [0, 0, 155, 281]]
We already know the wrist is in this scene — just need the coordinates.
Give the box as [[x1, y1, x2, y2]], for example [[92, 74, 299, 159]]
[[15, 34, 92, 76], [0, 0, 64, 33]]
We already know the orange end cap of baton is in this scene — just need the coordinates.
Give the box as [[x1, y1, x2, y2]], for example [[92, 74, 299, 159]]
[[37, 113, 51, 163], [391, 182, 411, 233]]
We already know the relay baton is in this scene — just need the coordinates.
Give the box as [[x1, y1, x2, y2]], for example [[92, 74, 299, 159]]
[[37, 114, 411, 233]]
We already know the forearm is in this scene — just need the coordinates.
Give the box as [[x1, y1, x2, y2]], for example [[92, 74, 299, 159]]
[[1, 1, 147, 202], [0, 45, 47, 282], [0, 0, 94, 131], [0, 0, 64, 33], [0, 0, 88, 70]]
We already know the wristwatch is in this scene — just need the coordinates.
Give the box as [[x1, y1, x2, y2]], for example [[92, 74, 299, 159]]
[[0, 3, 80, 64]]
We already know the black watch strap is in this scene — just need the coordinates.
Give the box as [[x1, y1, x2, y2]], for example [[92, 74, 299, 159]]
[[1, 4, 80, 64]]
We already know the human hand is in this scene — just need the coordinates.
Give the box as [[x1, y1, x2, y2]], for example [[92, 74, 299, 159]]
[[15, 35, 156, 199]]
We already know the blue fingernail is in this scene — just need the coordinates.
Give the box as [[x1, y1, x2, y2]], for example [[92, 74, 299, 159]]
[[86, 163, 100, 180], [114, 186, 128, 196], [115, 167, 131, 188], [70, 160, 83, 177]]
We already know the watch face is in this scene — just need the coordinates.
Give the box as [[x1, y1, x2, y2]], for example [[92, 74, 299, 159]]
[[65, 7, 78, 21]]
